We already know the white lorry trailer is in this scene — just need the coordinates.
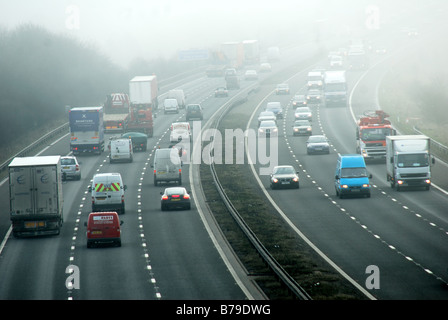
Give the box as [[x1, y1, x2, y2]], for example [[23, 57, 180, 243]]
[[386, 135, 434, 190], [9, 156, 64, 237]]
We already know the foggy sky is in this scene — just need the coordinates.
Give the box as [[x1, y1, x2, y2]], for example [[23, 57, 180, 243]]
[[0, 0, 428, 67]]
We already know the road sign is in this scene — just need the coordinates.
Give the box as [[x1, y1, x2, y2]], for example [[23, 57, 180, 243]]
[[178, 49, 209, 61]]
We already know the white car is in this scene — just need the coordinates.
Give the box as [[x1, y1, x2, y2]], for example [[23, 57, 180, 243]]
[[259, 63, 272, 72], [164, 98, 179, 114], [244, 69, 258, 80], [170, 122, 191, 143], [257, 111, 276, 125], [295, 106, 313, 121], [258, 120, 278, 138]]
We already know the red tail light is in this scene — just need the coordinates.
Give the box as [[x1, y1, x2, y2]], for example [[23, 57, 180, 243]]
[[162, 195, 168, 200], [183, 194, 190, 199], [171, 194, 180, 198]]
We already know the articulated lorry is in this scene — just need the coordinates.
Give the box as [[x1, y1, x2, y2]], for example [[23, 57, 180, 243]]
[[128, 75, 158, 137], [386, 135, 434, 190], [103, 93, 130, 133], [9, 156, 63, 237], [69, 106, 105, 155]]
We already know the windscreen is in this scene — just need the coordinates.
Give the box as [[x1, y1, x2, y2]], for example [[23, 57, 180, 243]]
[[397, 153, 429, 167]]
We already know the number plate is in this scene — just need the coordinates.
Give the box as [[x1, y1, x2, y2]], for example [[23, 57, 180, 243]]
[[25, 221, 45, 228], [92, 231, 102, 235]]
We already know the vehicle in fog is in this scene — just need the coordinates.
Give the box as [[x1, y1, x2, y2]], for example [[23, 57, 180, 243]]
[[185, 104, 203, 121], [122, 131, 148, 151], [170, 122, 191, 143], [292, 94, 307, 107], [128, 76, 158, 136], [109, 137, 133, 163], [292, 120, 312, 136], [164, 98, 179, 114], [214, 87, 228, 97], [9, 156, 63, 237], [152, 148, 183, 186], [265, 102, 283, 119], [334, 154, 371, 198], [356, 110, 395, 161], [294, 106, 313, 121], [168, 89, 186, 108], [269, 165, 299, 189], [386, 135, 434, 191], [306, 135, 330, 154], [258, 120, 278, 138], [103, 93, 130, 133], [90, 173, 127, 215], [323, 70, 347, 107], [69, 106, 105, 155], [275, 83, 289, 95]]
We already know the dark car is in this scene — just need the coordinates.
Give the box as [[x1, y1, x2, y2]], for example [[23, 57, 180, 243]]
[[160, 187, 191, 210], [270, 165, 299, 189], [185, 103, 203, 121], [306, 135, 330, 154], [122, 131, 148, 151]]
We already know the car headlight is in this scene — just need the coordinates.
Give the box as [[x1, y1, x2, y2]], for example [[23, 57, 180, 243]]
[[362, 184, 370, 188], [292, 177, 299, 182], [341, 185, 349, 189], [272, 178, 278, 183]]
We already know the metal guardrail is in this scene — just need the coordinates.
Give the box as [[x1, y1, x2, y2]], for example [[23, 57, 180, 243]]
[[0, 122, 69, 178], [207, 89, 312, 300], [414, 126, 448, 161]]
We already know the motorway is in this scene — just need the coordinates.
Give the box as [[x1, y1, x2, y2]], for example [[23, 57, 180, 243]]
[[1, 4, 448, 300], [243, 30, 448, 299]]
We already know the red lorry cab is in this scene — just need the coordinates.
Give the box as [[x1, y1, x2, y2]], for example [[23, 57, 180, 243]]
[[85, 212, 123, 248]]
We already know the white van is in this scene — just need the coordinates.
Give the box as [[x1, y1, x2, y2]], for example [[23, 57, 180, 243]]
[[152, 148, 182, 186], [168, 89, 186, 108], [109, 138, 133, 163], [164, 98, 179, 114], [170, 122, 191, 143], [90, 173, 127, 214]]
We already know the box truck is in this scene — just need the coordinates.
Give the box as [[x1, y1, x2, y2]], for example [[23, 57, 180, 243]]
[[386, 135, 434, 190], [9, 156, 63, 237]]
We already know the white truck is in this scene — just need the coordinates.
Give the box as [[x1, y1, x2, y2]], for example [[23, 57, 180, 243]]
[[386, 135, 434, 190], [323, 70, 347, 107], [8, 156, 64, 237]]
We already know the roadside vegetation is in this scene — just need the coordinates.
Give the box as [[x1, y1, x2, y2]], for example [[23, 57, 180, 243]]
[[0, 24, 200, 165], [379, 33, 448, 161]]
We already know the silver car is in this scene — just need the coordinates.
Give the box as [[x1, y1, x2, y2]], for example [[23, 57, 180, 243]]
[[258, 111, 276, 125], [258, 120, 278, 138], [292, 120, 312, 136], [61, 156, 81, 180], [294, 106, 313, 121], [306, 135, 330, 154]]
